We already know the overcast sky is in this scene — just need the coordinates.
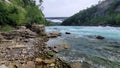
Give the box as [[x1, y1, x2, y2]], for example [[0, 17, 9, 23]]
[[37, 0, 100, 17]]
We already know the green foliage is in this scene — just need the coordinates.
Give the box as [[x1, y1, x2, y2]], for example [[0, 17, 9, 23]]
[[0, 25, 15, 31], [62, 5, 98, 26], [0, 0, 47, 29], [25, 5, 45, 25], [62, 0, 120, 26], [7, 5, 26, 26]]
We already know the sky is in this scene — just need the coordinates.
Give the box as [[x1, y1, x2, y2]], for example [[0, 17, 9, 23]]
[[37, 0, 100, 17]]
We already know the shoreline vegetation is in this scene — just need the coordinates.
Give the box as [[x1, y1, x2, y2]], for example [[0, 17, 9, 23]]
[[0, 0, 51, 31]]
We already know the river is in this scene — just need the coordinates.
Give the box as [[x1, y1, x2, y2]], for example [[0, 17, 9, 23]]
[[46, 26, 120, 68]]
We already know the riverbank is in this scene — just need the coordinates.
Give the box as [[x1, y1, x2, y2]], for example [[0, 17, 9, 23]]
[[0, 25, 72, 68], [1, 25, 120, 68]]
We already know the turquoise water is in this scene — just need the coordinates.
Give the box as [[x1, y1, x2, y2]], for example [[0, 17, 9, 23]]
[[46, 26, 120, 68], [46, 26, 120, 40]]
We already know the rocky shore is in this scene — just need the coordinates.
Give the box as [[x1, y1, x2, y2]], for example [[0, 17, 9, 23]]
[[0, 25, 71, 68]]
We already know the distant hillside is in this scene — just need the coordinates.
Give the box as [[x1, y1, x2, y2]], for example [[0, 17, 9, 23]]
[[0, 0, 47, 27], [62, 0, 120, 26]]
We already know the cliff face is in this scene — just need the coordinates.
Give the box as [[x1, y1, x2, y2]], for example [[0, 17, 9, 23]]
[[62, 0, 120, 26]]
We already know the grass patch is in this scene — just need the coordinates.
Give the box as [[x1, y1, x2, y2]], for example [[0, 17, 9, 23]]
[[0, 26, 15, 32]]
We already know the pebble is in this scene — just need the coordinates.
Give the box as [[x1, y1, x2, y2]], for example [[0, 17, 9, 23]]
[[50, 63, 55, 67], [35, 58, 43, 63], [43, 59, 55, 64]]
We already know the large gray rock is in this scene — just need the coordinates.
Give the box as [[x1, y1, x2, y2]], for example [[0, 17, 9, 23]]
[[30, 24, 46, 36], [47, 32, 61, 38], [96, 35, 105, 40]]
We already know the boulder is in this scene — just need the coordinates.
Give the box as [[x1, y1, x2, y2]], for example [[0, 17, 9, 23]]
[[48, 32, 61, 38], [96, 35, 105, 40], [65, 32, 71, 34], [30, 24, 46, 36]]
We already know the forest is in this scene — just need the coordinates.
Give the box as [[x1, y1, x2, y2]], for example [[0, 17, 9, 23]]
[[0, 0, 48, 31], [62, 0, 120, 26]]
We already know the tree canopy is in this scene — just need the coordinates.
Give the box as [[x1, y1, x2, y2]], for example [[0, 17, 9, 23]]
[[0, 0, 47, 27]]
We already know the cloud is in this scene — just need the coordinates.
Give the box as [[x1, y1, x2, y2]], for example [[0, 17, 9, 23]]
[[39, 0, 100, 17]]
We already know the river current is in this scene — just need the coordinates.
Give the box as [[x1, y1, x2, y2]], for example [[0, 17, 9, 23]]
[[46, 26, 120, 68]]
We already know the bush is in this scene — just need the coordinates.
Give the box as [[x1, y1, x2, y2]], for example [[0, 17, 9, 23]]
[[0, 0, 47, 29]]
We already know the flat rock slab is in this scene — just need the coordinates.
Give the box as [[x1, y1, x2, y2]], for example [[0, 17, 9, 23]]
[[0, 65, 8, 68], [8, 45, 27, 49]]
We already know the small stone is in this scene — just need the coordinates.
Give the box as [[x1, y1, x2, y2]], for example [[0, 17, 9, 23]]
[[43, 59, 55, 64], [65, 32, 71, 34], [22, 49, 27, 54], [50, 63, 55, 67], [35, 58, 43, 63], [52, 48, 59, 53], [96, 35, 105, 40]]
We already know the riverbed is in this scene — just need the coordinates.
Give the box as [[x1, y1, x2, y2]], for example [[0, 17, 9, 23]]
[[46, 26, 120, 68]]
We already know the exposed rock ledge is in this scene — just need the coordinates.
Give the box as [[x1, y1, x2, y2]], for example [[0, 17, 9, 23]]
[[0, 25, 71, 68]]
